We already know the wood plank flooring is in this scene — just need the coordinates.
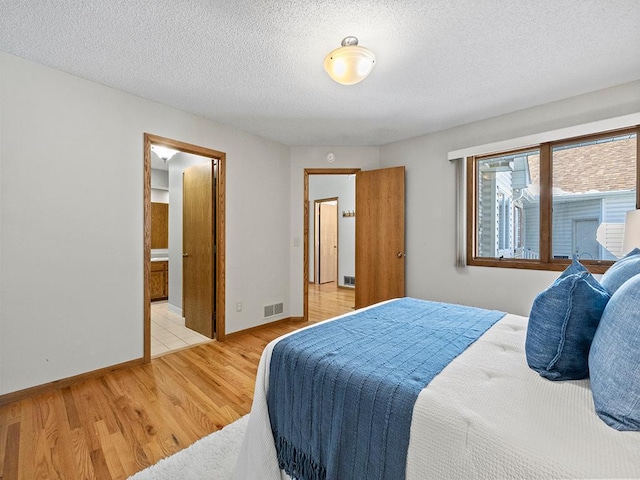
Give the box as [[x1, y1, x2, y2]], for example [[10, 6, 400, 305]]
[[307, 283, 355, 323], [0, 283, 354, 480]]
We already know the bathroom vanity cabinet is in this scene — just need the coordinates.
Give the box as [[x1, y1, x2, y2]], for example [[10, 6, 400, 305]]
[[150, 260, 168, 301]]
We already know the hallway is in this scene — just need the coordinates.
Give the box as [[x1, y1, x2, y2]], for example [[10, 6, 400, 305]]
[[307, 282, 355, 323]]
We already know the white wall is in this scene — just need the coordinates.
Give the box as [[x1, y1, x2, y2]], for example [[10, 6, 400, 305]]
[[150, 190, 169, 203], [151, 168, 169, 203], [289, 147, 380, 316], [308, 175, 356, 287], [151, 168, 169, 190], [2, 50, 638, 396], [0, 52, 290, 395], [380, 80, 640, 316], [151, 169, 169, 204]]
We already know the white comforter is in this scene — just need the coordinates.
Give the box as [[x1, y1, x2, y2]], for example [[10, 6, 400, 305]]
[[235, 305, 640, 479]]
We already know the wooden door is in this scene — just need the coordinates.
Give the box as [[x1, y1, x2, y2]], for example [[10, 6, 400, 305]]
[[183, 162, 214, 338], [355, 166, 405, 309], [319, 201, 338, 283]]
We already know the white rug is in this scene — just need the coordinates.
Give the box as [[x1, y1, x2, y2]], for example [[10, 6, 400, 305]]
[[128, 415, 248, 480]]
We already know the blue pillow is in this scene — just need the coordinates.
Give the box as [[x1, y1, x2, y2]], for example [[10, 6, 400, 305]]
[[600, 247, 640, 295], [525, 258, 610, 380], [589, 273, 640, 431]]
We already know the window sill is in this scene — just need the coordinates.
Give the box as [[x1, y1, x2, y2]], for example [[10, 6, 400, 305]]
[[467, 258, 613, 274]]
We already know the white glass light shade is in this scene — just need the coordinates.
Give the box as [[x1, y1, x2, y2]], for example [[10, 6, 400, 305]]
[[623, 209, 640, 254], [151, 145, 179, 162], [324, 38, 375, 85]]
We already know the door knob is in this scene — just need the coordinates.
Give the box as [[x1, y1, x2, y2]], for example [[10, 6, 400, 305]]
[[183, 253, 189, 257], [397, 252, 406, 258]]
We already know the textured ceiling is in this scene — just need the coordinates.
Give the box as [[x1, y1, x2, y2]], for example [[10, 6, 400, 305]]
[[1, 0, 639, 146]]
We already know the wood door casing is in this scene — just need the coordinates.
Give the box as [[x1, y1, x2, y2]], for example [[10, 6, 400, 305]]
[[355, 166, 406, 309], [144, 133, 226, 362], [318, 201, 338, 284], [183, 161, 214, 338]]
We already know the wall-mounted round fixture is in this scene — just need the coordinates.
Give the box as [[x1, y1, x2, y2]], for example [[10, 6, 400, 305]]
[[326, 152, 336, 163], [324, 36, 375, 85]]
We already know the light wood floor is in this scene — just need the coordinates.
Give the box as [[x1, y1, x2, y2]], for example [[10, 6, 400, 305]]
[[0, 283, 354, 480], [307, 282, 355, 322]]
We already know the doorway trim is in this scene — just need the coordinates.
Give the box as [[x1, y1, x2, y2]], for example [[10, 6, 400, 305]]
[[144, 133, 226, 362], [303, 168, 359, 322]]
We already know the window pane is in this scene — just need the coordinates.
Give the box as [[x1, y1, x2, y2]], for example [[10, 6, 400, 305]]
[[552, 133, 637, 261], [476, 150, 540, 259]]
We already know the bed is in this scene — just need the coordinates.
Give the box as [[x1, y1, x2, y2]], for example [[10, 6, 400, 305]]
[[234, 297, 640, 480]]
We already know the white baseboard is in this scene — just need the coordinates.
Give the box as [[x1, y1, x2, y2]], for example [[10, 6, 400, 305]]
[[168, 303, 183, 317]]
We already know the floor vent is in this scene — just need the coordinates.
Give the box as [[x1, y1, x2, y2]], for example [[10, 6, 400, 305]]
[[344, 276, 356, 286], [264, 302, 284, 318]]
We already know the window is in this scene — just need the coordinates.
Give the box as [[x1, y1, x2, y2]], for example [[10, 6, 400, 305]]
[[468, 127, 639, 273], [475, 148, 540, 260]]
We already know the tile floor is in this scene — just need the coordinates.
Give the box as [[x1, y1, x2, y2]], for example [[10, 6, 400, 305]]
[[151, 301, 211, 356]]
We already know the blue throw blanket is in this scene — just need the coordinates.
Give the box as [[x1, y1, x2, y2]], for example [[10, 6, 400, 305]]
[[267, 298, 505, 480]]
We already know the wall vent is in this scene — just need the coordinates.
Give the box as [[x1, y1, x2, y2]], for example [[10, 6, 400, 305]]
[[264, 302, 284, 318], [344, 276, 356, 286]]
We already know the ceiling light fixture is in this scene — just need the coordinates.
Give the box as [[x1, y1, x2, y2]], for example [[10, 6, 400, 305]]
[[324, 36, 375, 85], [151, 145, 179, 163]]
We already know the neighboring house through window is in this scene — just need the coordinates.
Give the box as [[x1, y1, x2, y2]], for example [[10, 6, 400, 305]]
[[468, 127, 639, 273]]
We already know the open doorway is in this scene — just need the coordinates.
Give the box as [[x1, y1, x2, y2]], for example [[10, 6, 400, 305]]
[[143, 133, 226, 362], [304, 169, 358, 322]]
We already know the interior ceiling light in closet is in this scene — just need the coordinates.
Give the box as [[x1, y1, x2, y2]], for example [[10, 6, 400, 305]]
[[324, 36, 376, 85]]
